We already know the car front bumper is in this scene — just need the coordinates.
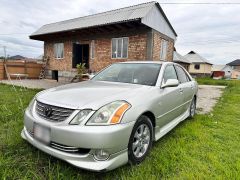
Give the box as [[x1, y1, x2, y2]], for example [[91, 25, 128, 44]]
[[21, 108, 135, 172]]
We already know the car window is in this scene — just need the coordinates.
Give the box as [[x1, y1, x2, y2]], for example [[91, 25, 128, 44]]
[[163, 65, 178, 83], [92, 63, 161, 86], [175, 66, 189, 83]]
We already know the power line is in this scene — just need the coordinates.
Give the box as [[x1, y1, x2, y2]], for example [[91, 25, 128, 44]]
[[159, 2, 240, 4], [0, 33, 30, 36]]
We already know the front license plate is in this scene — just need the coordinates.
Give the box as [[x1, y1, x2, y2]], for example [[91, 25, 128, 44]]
[[33, 123, 50, 144]]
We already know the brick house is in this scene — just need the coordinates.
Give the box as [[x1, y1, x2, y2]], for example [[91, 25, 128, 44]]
[[30, 1, 177, 80]]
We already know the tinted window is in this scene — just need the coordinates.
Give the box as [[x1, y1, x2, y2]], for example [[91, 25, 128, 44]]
[[92, 63, 161, 86], [163, 65, 178, 83], [175, 66, 188, 83]]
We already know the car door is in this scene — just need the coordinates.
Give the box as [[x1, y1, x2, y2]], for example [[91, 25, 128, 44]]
[[155, 64, 185, 128], [174, 65, 195, 112]]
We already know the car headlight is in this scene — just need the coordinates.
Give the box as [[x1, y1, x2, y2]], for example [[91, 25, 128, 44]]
[[86, 101, 131, 125], [69, 109, 92, 125]]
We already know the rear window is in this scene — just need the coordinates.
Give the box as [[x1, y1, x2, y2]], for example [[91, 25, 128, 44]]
[[175, 66, 189, 83]]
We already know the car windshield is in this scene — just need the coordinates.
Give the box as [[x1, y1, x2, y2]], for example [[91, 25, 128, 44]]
[[92, 63, 161, 86]]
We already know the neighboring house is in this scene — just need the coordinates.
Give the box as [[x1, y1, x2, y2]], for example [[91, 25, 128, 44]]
[[231, 70, 240, 79], [222, 65, 233, 78], [184, 51, 212, 77], [212, 65, 232, 79], [173, 50, 190, 71], [30, 1, 177, 80], [227, 59, 240, 71]]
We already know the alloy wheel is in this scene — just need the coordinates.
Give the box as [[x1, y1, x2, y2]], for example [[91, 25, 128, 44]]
[[132, 124, 150, 158]]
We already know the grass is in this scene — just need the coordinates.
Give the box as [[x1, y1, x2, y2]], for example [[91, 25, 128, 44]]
[[0, 79, 240, 179]]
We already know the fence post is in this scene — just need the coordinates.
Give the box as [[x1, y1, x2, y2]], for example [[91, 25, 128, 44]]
[[24, 60, 27, 75]]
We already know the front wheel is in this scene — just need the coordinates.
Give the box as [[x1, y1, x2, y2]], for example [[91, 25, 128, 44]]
[[128, 115, 153, 165]]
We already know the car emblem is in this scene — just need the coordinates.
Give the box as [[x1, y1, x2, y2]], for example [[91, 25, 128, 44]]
[[43, 106, 53, 117]]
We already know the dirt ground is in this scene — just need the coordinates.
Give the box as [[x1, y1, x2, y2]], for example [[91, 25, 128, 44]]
[[197, 85, 226, 114], [0, 80, 225, 114], [0, 79, 67, 89]]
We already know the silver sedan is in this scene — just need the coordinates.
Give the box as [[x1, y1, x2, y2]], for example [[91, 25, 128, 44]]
[[21, 61, 198, 172]]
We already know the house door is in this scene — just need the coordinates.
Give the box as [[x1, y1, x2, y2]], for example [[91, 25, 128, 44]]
[[72, 43, 89, 69]]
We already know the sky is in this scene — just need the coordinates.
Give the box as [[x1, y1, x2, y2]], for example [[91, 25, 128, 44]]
[[0, 0, 239, 64]]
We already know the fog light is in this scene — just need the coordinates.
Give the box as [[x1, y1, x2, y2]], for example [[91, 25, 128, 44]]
[[94, 149, 110, 161]]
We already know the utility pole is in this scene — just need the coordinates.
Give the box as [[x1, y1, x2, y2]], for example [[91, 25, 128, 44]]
[[3, 46, 6, 62]]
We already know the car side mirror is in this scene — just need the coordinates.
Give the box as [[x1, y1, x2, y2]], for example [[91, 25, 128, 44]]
[[161, 79, 179, 88]]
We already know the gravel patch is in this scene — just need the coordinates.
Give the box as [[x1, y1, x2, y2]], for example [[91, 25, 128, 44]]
[[0, 80, 225, 114], [0, 79, 67, 89], [197, 85, 226, 114]]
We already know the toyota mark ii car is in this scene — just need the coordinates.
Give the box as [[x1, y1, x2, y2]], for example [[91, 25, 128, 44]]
[[21, 62, 198, 172]]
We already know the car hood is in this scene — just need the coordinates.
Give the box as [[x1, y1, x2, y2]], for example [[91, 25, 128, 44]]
[[36, 80, 151, 110]]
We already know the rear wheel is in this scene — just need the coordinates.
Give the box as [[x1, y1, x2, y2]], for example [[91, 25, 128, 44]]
[[189, 97, 196, 118], [128, 115, 153, 165]]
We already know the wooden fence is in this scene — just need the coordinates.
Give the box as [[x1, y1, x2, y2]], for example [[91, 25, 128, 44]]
[[0, 60, 42, 80]]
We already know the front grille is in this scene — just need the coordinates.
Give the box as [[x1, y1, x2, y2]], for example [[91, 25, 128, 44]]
[[27, 131, 90, 155], [50, 142, 79, 152], [50, 142, 90, 154], [36, 101, 74, 122]]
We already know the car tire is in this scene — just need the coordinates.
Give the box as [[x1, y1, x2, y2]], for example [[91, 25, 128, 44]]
[[189, 97, 196, 118], [128, 115, 153, 165]]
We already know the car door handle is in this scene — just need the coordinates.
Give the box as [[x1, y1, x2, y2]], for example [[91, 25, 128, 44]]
[[191, 84, 194, 89], [179, 88, 183, 93]]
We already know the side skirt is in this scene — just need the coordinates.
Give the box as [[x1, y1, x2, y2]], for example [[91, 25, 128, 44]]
[[154, 109, 190, 141]]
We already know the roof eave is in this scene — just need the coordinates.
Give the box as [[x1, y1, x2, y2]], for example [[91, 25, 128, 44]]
[[29, 18, 142, 41]]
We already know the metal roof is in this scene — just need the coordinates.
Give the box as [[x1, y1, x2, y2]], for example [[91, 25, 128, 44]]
[[30, 1, 177, 39], [173, 51, 190, 64], [184, 51, 213, 65], [227, 59, 240, 66]]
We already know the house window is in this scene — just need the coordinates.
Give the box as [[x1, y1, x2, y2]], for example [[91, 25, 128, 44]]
[[54, 43, 64, 59], [112, 37, 128, 58], [194, 64, 200, 70], [91, 40, 95, 59], [160, 39, 168, 60]]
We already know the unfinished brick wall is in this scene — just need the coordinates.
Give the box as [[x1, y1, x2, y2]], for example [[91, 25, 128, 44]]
[[44, 40, 73, 71], [152, 31, 174, 62], [44, 33, 148, 72], [44, 30, 175, 76]]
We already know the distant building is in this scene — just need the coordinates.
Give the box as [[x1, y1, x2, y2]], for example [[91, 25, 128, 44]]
[[9, 55, 26, 60], [212, 65, 232, 79], [226, 59, 240, 79], [227, 59, 240, 71], [184, 51, 212, 77], [173, 50, 190, 71]]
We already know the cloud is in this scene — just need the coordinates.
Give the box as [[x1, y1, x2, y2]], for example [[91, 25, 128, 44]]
[[0, 0, 239, 64]]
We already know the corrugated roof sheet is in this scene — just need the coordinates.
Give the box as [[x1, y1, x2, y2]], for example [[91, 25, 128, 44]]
[[227, 59, 240, 66], [184, 51, 212, 65], [31, 2, 156, 36], [173, 51, 190, 64]]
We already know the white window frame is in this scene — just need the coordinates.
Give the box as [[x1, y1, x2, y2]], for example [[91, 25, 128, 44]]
[[160, 39, 168, 61], [90, 40, 95, 59], [54, 43, 64, 59], [111, 37, 128, 59]]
